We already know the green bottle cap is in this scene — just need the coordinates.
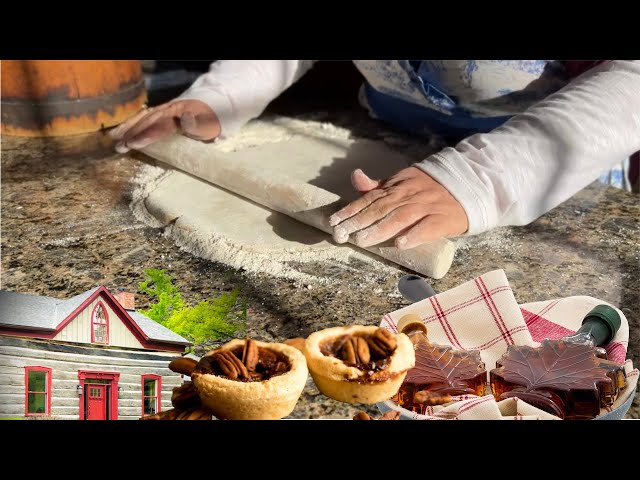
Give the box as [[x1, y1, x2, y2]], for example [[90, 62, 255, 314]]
[[582, 305, 621, 345]]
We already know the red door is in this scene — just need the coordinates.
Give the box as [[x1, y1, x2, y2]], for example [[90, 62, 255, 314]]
[[86, 385, 107, 420]]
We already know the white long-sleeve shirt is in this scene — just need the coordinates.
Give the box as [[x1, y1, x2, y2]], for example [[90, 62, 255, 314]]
[[178, 60, 640, 235]]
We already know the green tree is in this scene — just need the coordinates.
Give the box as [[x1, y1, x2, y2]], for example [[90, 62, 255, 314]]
[[139, 268, 246, 353], [138, 268, 184, 325], [165, 290, 247, 344]]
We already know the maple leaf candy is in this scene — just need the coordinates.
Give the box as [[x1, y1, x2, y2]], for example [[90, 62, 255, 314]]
[[490, 305, 627, 420], [391, 314, 487, 415]]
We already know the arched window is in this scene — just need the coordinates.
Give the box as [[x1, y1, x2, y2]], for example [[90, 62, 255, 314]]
[[91, 302, 109, 344]]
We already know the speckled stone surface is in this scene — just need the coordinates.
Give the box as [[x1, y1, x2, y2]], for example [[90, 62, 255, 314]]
[[2, 108, 638, 420]]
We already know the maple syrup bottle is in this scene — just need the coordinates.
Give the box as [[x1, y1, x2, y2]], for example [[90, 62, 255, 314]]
[[490, 305, 627, 420], [392, 314, 487, 415]]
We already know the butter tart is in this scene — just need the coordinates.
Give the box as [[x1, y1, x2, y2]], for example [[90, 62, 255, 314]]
[[191, 338, 308, 420], [303, 325, 415, 404]]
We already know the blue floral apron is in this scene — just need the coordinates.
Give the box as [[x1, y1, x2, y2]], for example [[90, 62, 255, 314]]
[[351, 60, 631, 190]]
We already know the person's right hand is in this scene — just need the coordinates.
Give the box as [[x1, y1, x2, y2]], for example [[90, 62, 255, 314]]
[[109, 99, 221, 153]]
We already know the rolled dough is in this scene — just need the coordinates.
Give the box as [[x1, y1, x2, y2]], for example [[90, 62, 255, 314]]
[[140, 117, 456, 279], [133, 165, 361, 283]]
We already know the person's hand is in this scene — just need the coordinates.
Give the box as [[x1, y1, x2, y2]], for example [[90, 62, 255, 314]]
[[329, 166, 469, 249], [109, 99, 221, 153]]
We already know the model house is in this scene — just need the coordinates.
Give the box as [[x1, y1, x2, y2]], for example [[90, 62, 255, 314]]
[[0, 286, 191, 420]]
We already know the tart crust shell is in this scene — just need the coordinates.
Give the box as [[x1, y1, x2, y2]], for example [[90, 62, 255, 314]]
[[303, 325, 415, 404], [191, 339, 308, 420]]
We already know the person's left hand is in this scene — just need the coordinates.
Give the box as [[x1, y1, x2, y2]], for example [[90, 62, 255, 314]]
[[329, 166, 469, 249]]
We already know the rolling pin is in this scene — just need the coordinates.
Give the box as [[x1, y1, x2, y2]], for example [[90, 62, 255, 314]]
[[141, 134, 456, 279]]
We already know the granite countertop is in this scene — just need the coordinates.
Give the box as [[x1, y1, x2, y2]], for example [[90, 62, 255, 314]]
[[2, 109, 638, 419]]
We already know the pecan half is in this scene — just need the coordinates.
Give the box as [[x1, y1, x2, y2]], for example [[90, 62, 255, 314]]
[[171, 383, 201, 410], [353, 411, 372, 420], [212, 352, 237, 378], [225, 351, 250, 379], [354, 336, 370, 364], [367, 328, 397, 359], [168, 357, 198, 376], [140, 407, 213, 420], [212, 350, 249, 380], [352, 410, 400, 420], [379, 410, 401, 420], [413, 390, 453, 406], [340, 336, 371, 365], [242, 338, 259, 371], [341, 337, 357, 364], [175, 408, 213, 420], [140, 408, 180, 420]]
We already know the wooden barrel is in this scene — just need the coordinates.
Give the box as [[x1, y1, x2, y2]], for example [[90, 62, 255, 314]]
[[1, 60, 147, 137]]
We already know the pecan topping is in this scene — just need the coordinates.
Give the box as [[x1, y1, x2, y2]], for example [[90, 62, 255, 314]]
[[168, 357, 198, 376], [256, 348, 290, 377], [355, 336, 371, 364], [379, 410, 401, 420], [140, 407, 213, 420], [341, 337, 356, 364], [140, 408, 180, 420], [352, 410, 401, 420], [258, 348, 277, 365], [196, 338, 291, 382], [340, 336, 372, 365], [367, 328, 397, 359], [171, 383, 201, 410], [242, 338, 259, 371], [175, 408, 213, 420], [212, 350, 249, 380], [413, 390, 453, 406], [338, 328, 397, 366], [353, 411, 372, 420]]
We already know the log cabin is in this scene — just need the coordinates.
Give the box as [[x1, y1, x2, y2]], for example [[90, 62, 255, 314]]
[[0, 286, 192, 420]]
